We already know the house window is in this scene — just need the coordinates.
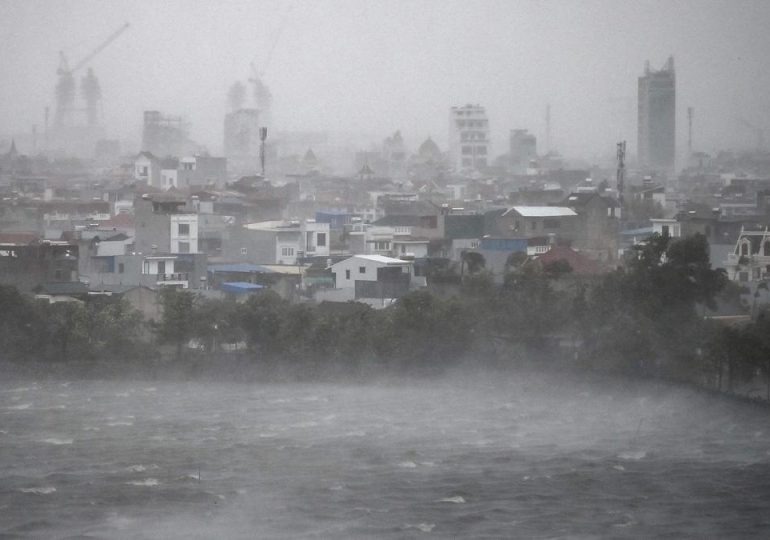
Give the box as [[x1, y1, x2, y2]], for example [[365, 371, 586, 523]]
[[530, 221, 537, 231], [241, 247, 247, 256], [118, 263, 124, 274], [662, 225, 670, 236], [157, 261, 166, 275], [345, 269, 351, 280], [741, 242, 749, 256], [543, 219, 561, 229], [178, 242, 190, 253], [359, 266, 366, 274], [462, 146, 473, 155], [765, 242, 770, 256], [281, 247, 295, 257], [374, 241, 390, 251], [178, 223, 190, 236], [317, 233, 326, 247]]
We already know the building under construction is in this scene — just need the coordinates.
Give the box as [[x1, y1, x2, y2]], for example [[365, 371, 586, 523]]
[[141, 110, 195, 158], [48, 23, 129, 158]]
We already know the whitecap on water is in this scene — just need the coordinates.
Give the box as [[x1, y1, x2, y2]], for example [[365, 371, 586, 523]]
[[613, 465, 626, 472], [290, 421, 319, 428], [126, 465, 146, 472], [107, 421, 133, 427], [20, 486, 56, 495], [405, 523, 436, 533], [9, 386, 36, 393], [126, 478, 159, 486], [438, 496, 465, 504], [617, 450, 647, 461], [398, 461, 418, 468], [41, 438, 73, 445], [8, 403, 31, 410]]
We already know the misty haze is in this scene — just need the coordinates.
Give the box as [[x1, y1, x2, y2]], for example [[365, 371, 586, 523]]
[[2, 0, 770, 538]]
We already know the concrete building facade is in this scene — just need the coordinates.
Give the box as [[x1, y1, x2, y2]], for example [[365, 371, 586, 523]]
[[638, 57, 676, 173], [509, 129, 537, 172], [449, 104, 490, 172]]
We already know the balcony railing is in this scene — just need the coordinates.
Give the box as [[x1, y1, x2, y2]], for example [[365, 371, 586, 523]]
[[157, 272, 189, 282]]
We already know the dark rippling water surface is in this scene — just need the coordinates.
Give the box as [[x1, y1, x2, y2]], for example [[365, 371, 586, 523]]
[[2, 371, 770, 539]]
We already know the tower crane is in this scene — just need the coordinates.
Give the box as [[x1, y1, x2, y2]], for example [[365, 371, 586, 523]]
[[54, 22, 130, 129], [247, 3, 293, 122]]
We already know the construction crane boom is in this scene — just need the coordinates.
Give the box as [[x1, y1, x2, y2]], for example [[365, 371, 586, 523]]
[[72, 22, 130, 74]]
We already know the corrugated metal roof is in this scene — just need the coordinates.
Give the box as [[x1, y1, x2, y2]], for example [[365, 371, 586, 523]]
[[220, 282, 263, 293], [208, 263, 271, 274], [506, 206, 577, 217], [341, 254, 411, 265]]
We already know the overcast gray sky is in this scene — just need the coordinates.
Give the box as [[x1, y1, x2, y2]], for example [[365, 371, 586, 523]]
[[1, 0, 769, 161]]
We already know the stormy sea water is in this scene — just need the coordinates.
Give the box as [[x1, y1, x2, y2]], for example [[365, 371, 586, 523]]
[[2, 370, 770, 539]]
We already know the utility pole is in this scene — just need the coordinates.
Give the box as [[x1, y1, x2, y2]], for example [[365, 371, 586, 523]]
[[259, 127, 268, 177], [616, 140, 626, 209]]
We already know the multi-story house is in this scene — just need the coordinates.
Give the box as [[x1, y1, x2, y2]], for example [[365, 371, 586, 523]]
[[347, 222, 429, 259], [134, 151, 161, 188], [222, 219, 330, 265], [725, 227, 770, 284]]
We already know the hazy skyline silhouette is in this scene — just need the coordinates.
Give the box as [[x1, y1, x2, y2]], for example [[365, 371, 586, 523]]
[[1, 0, 769, 161]]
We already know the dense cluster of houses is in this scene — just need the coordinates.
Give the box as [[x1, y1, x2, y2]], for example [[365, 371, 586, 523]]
[[2, 133, 770, 317]]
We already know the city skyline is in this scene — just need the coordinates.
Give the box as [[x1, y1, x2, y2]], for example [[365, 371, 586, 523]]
[[1, 0, 770, 161]]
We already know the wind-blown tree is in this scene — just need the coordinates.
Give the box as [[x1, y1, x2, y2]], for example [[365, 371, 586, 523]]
[[460, 251, 486, 277], [47, 301, 91, 362], [85, 297, 145, 361], [583, 233, 727, 379], [0, 285, 45, 361], [240, 291, 288, 359], [383, 290, 474, 369], [493, 263, 566, 354], [192, 297, 245, 353], [156, 287, 197, 360]]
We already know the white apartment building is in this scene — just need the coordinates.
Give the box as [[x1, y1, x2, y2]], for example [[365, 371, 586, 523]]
[[449, 104, 490, 172]]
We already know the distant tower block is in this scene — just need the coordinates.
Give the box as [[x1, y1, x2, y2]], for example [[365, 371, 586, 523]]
[[509, 129, 537, 172], [638, 56, 676, 172], [448, 104, 490, 173], [224, 108, 260, 175]]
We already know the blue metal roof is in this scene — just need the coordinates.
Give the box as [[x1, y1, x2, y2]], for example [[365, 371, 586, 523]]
[[208, 263, 272, 274], [220, 281, 264, 293]]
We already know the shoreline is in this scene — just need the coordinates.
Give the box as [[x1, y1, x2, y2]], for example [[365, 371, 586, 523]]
[[3, 354, 770, 410]]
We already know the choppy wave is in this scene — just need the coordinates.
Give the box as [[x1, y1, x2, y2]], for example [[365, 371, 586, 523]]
[[126, 478, 160, 486], [40, 438, 73, 445], [20, 487, 56, 495]]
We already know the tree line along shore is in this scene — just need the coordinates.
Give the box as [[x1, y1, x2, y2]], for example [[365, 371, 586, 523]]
[[1, 232, 769, 400]]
